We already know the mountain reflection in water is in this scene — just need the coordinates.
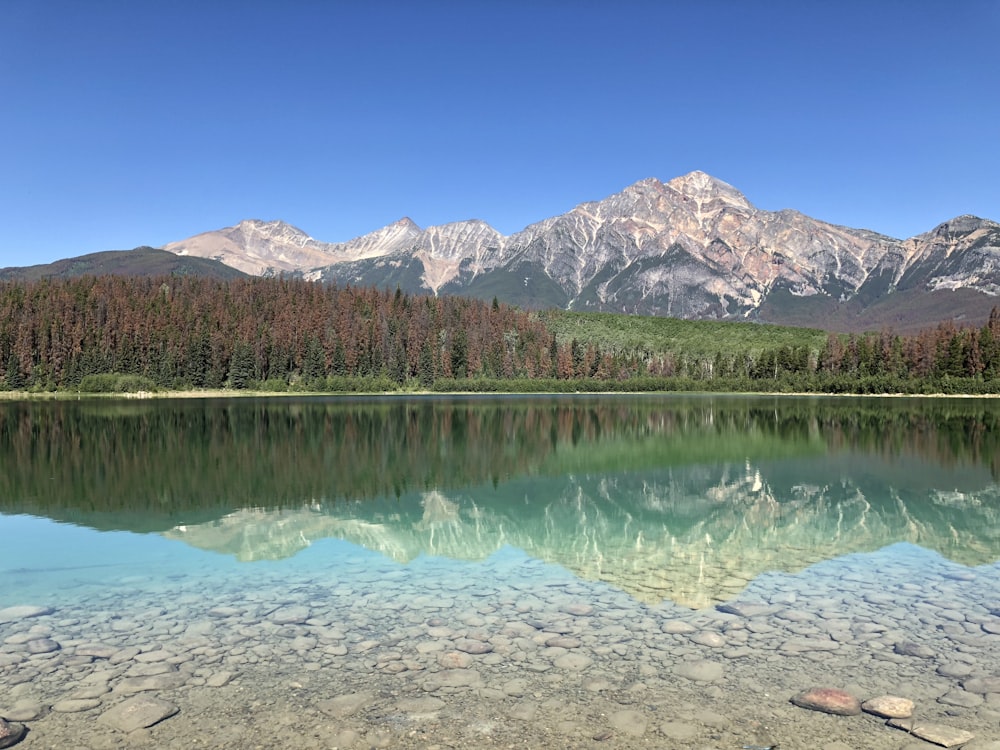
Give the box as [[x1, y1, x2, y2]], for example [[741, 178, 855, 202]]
[[2, 395, 999, 608]]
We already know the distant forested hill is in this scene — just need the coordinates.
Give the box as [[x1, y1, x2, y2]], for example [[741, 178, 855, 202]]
[[0, 247, 248, 282]]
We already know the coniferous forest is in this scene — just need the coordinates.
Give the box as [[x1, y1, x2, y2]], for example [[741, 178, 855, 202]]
[[2, 275, 1000, 394]]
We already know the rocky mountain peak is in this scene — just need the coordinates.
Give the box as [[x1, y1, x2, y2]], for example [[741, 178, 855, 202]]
[[665, 171, 753, 211]]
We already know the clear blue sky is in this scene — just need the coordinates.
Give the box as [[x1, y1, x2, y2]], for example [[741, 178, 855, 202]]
[[2, 0, 998, 267]]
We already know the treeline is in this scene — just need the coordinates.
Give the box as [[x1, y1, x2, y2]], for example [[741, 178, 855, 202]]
[[1, 275, 1000, 394], [0, 275, 639, 391]]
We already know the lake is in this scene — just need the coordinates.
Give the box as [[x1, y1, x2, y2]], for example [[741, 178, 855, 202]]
[[1, 394, 999, 749]]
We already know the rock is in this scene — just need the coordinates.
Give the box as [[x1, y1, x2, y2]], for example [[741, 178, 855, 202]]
[[938, 689, 983, 708], [661, 620, 697, 634], [660, 720, 699, 740], [553, 653, 592, 671], [268, 605, 310, 625], [454, 638, 492, 655], [0, 717, 27, 749], [861, 695, 914, 718], [205, 671, 234, 688], [0, 605, 53, 623], [24, 638, 60, 655], [544, 636, 581, 649], [937, 662, 974, 678], [980, 618, 1000, 635], [716, 601, 773, 617], [1, 701, 47, 722], [962, 676, 1000, 695], [395, 697, 445, 718], [675, 660, 724, 683], [608, 709, 647, 736], [113, 673, 187, 695], [559, 603, 593, 616], [422, 669, 483, 691], [99, 695, 178, 733], [888, 719, 974, 747], [318, 691, 375, 718], [75, 644, 118, 659], [689, 631, 726, 648], [52, 699, 102, 713], [438, 651, 473, 669], [894, 641, 935, 658], [791, 687, 862, 716]]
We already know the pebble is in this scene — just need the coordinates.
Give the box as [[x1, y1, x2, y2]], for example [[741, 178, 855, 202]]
[[318, 691, 375, 718], [51, 698, 102, 713], [0, 718, 27, 749]]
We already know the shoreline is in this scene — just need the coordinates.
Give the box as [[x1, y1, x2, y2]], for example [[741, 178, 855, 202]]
[[2, 388, 999, 401]]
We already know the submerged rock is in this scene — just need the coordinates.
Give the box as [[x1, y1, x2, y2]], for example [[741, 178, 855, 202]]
[[0, 718, 26, 749], [791, 687, 861, 716], [861, 695, 914, 719], [888, 718, 974, 747]]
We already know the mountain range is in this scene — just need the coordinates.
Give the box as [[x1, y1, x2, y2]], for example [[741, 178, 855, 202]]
[[6, 172, 999, 332]]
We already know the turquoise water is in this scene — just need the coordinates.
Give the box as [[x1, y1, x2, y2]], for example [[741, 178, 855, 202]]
[[1, 395, 999, 748]]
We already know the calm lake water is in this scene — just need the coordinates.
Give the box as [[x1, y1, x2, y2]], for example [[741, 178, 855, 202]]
[[1, 395, 999, 749]]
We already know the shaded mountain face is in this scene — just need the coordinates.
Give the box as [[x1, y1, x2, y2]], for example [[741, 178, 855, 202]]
[[162, 172, 1000, 330], [0, 247, 247, 282]]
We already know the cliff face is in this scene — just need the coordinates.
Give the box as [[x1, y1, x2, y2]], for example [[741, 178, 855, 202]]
[[162, 172, 1000, 330]]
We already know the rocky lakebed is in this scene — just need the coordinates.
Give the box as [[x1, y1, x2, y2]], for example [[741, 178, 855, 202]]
[[2, 545, 1000, 750]]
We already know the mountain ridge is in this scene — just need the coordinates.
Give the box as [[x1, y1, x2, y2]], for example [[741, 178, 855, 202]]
[[8, 172, 998, 332]]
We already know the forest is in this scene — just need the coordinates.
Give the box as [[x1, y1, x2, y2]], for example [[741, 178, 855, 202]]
[[1, 275, 999, 394]]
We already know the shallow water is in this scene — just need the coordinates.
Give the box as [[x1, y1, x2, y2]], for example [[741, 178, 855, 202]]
[[1, 395, 999, 749]]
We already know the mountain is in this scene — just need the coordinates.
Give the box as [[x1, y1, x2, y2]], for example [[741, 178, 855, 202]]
[[0, 247, 247, 282], [169, 173, 1000, 330]]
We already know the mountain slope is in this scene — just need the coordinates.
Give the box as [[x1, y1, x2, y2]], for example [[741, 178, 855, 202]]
[[0, 247, 248, 282], [156, 172, 1000, 330]]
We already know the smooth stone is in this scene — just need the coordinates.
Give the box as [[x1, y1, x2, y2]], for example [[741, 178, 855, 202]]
[[780, 638, 839, 652], [791, 687, 862, 716], [553, 653, 592, 671], [661, 621, 697, 634], [52, 698, 102, 713], [113, 673, 186, 695], [963, 677, 1000, 695], [608, 709, 647, 737], [395, 697, 445, 717], [422, 669, 483, 691], [502, 679, 528, 697], [938, 689, 983, 708], [689, 631, 726, 648], [69, 684, 112, 700], [675, 660, 723, 683], [509, 701, 538, 721], [318, 691, 375, 718], [134, 649, 175, 663], [888, 719, 974, 747], [660, 721, 699, 740], [937, 662, 974, 678], [0, 605, 53, 623], [544, 636, 581, 649], [1, 701, 47, 722], [894, 641, 935, 658], [454, 638, 492, 655], [205, 671, 234, 688], [75, 644, 118, 659], [559, 603, 594, 616], [0, 718, 27, 749], [716, 601, 773, 617], [99, 695, 179, 732], [438, 651, 473, 669], [861, 695, 914, 719], [981, 618, 1000, 635], [269, 606, 310, 625], [25, 638, 60, 654]]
